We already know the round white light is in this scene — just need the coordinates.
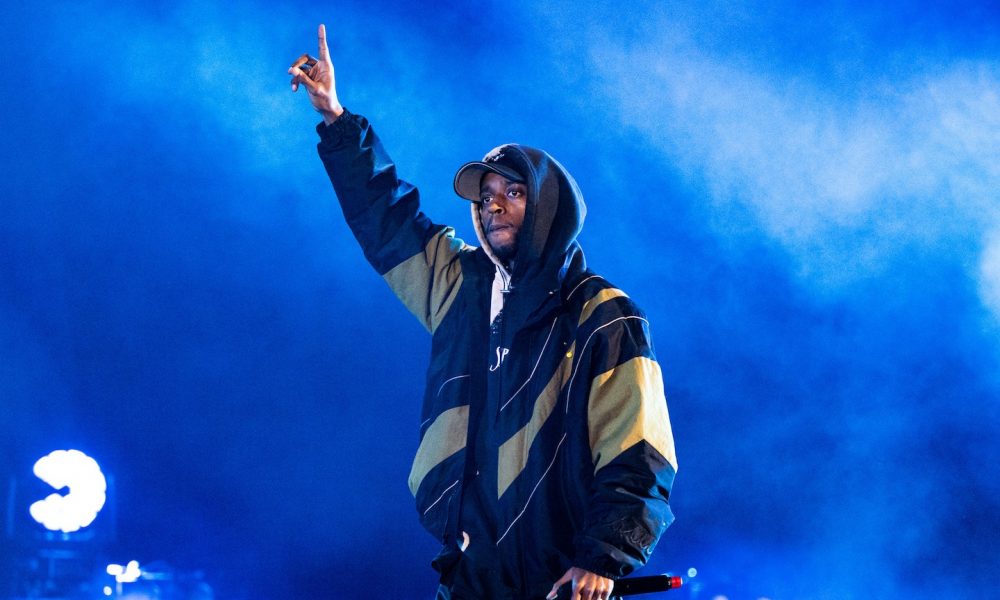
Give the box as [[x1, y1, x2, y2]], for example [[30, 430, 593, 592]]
[[28, 449, 107, 533]]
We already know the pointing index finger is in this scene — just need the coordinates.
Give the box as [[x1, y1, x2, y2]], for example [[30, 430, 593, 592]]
[[318, 23, 330, 61]]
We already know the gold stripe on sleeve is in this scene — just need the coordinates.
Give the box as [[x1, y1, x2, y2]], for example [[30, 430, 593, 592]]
[[588, 356, 677, 474], [408, 405, 470, 496], [383, 228, 467, 334]]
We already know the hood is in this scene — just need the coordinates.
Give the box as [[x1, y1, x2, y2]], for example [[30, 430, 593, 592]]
[[469, 144, 587, 289]]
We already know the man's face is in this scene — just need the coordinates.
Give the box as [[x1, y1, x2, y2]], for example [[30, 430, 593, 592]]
[[478, 172, 527, 263]]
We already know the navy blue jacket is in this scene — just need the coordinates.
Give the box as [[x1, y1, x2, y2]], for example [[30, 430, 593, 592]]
[[317, 110, 677, 598]]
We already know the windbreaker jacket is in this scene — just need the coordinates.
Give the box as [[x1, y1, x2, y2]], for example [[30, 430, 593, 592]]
[[316, 110, 677, 597]]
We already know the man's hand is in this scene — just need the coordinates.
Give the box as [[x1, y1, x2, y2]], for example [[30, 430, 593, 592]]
[[547, 567, 615, 600], [288, 23, 344, 125]]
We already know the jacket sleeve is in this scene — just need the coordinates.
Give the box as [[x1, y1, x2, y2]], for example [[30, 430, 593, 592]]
[[316, 109, 470, 333], [573, 312, 677, 579]]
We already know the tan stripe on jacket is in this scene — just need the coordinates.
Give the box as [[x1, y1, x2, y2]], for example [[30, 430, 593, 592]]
[[409, 405, 470, 496], [383, 228, 468, 334], [588, 356, 677, 473]]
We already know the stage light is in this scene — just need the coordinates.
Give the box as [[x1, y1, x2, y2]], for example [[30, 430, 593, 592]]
[[123, 560, 141, 583], [28, 449, 107, 533], [107, 560, 142, 583], [103, 586, 113, 596], [687, 567, 698, 578]]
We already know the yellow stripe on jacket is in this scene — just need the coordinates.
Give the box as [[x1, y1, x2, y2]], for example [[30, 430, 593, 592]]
[[588, 356, 677, 474], [382, 227, 469, 334], [409, 405, 470, 496]]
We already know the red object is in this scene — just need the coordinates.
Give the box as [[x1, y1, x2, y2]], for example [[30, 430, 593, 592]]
[[613, 574, 685, 595]]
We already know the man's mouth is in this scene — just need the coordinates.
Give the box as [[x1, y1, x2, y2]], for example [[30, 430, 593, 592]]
[[488, 223, 512, 233]]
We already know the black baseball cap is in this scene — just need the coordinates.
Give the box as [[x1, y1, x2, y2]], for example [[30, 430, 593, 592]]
[[453, 148, 526, 202]]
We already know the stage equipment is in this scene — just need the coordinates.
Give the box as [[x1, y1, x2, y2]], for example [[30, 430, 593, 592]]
[[6, 449, 116, 544], [29, 449, 107, 534], [4, 449, 116, 598]]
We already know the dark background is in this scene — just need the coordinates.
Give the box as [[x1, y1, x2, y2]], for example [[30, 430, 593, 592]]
[[2, 0, 999, 597]]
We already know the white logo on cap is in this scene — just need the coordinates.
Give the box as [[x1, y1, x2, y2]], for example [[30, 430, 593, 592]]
[[483, 145, 512, 162]]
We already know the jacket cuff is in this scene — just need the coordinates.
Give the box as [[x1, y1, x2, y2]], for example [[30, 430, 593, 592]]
[[315, 107, 360, 147], [572, 535, 640, 580]]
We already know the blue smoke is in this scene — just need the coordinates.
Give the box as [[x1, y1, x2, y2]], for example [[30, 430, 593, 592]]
[[2, 0, 998, 597]]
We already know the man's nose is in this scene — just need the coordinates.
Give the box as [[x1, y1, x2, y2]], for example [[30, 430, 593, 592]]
[[488, 201, 504, 214]]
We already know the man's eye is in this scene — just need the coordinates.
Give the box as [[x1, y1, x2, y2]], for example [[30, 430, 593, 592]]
[[480, 195, 493, 203], [508, 189, 523, 198]]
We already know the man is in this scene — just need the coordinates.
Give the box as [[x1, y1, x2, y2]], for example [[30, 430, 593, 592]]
[[289, 24, 677, 600]]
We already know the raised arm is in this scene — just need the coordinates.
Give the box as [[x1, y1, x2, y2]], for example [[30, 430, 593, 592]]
[[289, 25, 471, 334]]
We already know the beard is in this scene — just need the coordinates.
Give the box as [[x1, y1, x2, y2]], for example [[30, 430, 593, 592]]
[[490, 235, 518, 266], [487, 226, 518, 266]]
